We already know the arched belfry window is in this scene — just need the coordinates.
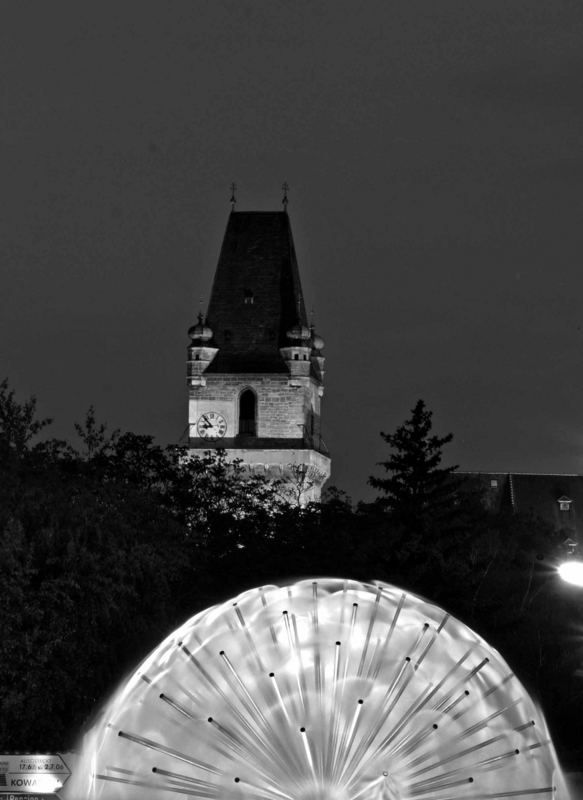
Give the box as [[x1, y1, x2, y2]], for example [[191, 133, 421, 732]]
[[239, 389, 257, 436]]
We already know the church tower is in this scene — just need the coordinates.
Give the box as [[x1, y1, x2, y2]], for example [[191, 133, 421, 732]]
[[186, 204, 331, 503]]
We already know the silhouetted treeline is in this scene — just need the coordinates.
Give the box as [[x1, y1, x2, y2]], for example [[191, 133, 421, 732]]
[[0, 382, 581, 767]]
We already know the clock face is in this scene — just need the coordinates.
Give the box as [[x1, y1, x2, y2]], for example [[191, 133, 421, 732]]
[[197, 411, 227, 439]]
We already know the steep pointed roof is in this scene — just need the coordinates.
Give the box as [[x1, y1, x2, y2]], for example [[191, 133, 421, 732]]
[[205, 211, 308, 372]]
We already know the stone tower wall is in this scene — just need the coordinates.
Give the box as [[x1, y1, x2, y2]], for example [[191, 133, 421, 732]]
[[188, 373, 321, 441]]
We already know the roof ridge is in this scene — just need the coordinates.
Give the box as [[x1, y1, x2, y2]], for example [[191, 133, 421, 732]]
[[460, 470, 583, 477], [230, 210, 287, 215], [508, 474, 516, 511]]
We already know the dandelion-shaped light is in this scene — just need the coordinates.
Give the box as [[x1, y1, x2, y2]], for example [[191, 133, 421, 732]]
[[72, 579, 567, 800]]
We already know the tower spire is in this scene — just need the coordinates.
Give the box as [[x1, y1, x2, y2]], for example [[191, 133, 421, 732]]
[[187, 206, 330, 504], [282, 182, 289, 211], [229, 182, 237, 211]]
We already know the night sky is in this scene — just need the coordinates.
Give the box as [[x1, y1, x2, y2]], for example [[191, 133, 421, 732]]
[[3, 1, 583, 502]]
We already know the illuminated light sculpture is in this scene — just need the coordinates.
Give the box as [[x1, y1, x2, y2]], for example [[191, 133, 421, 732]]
[[73, 579, 566, 799]]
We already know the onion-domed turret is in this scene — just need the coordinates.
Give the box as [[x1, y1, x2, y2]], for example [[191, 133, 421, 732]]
[[309, 325, 325, 384], [188, 313, 213, 342], [187, 313, 218, 387], [281, 316, 312, 380], [286, 322, 311, 342], [311, 331, 325, 352]]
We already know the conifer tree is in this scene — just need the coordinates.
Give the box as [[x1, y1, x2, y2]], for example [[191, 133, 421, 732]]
[[368, 399, 460, 537]]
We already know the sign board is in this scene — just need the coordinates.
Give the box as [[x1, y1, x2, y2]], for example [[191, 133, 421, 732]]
[[0, 755, 70, 795], [0, 796, 60, 800]]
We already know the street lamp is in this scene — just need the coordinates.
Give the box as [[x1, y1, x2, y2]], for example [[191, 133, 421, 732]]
[[558, 559, 583, 587]]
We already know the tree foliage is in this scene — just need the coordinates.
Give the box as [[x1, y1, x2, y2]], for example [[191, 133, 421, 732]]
[[0, 384, 581, 766], [0, 378, 52, 457], [0, 406, 188, 748], [368, 399, 460, 535]]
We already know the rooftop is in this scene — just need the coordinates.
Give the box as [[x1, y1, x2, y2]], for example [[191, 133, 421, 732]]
[[205, 211, 308, 373]]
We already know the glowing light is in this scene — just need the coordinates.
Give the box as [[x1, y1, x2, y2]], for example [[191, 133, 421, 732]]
[[28, 774, 64, 793], [70, 579, 567, 800], [558, 560, 583, 587]]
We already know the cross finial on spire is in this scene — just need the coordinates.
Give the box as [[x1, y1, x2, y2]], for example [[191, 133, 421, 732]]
[[296, 294, 304, 325], [230, 182, 237, 210], [282, 181, 289, 211]]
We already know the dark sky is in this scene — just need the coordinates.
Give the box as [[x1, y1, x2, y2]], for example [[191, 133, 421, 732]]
[[3, 1, 583, 502]]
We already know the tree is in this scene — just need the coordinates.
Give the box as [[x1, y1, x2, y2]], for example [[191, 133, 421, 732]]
[[368, 399, 461, 539], [0, 378, 51, 457], [0, 387, 191, 749]]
